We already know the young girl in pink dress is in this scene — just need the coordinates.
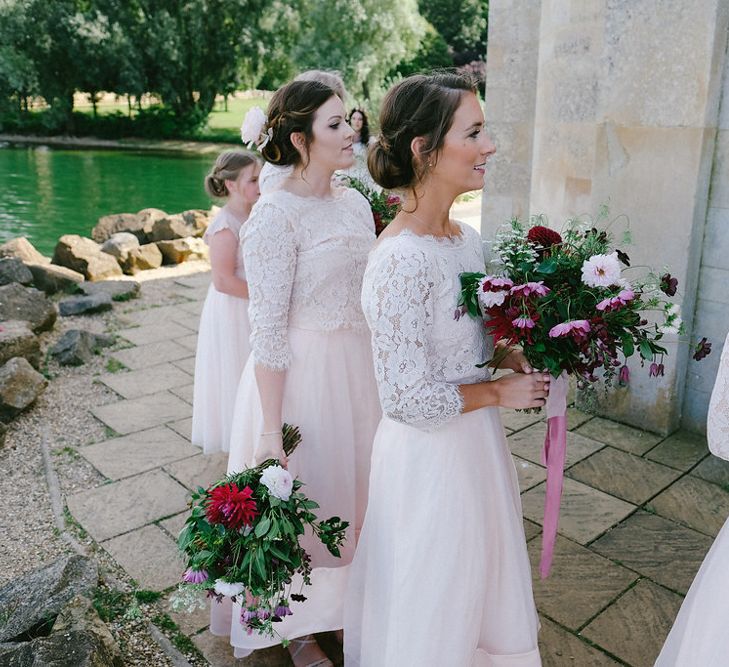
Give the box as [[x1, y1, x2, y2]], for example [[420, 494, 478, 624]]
[[212, 80, 381, 667], [345, 72, 547, 666], [191, 150, 261, 454]]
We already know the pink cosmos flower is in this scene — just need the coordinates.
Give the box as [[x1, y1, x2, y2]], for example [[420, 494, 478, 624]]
[[581, 252, 622, 288], [548, 319, 591, 338], [512, 316, 536, 329], [510, 281, 550, 298], [596, 288, 636, 313], [183, 568, 209, 584]]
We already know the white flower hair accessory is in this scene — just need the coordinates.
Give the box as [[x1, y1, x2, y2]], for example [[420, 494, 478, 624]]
[[240, 106, 273, 150]]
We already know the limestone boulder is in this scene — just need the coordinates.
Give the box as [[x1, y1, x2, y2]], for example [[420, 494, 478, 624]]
[[26, 262, 85, 295], [101, 232, 140, 266], [121, 243, 163, 274], [148, 209, 209, 242], [0, 421, 7, 448], [92, 212, 147, 243], [0, 257, 33, 286], [156, 236, 209, 264], [0, 320, 40, 369], [79, 280, 140, 301], [58, 293, 113, 317], [0, 237, 50, 265], [50, 329, 115, 366], [137, 207, 167, 234], [52, 235, 123, 281], [0, 357, 48, 420], [0, 284, 57, 333]]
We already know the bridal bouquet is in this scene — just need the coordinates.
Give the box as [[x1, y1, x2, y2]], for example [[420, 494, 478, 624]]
[[172, 425, 348, 642], [340, 174, 401, 235], [458, 211, 711, 576]]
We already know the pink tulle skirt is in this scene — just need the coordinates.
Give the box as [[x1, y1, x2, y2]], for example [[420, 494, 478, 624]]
[[212, 326, 381, 655], [344, 407, 541, 667]]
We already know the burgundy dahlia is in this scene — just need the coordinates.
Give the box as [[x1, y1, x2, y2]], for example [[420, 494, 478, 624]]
[[205, 483, 258, 530], [527, 225, 562, 250]]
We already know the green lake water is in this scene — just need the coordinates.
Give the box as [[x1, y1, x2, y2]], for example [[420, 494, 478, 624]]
[[0, 143, 217, 256]]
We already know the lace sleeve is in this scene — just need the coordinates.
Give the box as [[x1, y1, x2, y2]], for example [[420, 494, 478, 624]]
[[242, 201, 296, 370], [708, 332, 729, 460], [367, 245, 464, 431]]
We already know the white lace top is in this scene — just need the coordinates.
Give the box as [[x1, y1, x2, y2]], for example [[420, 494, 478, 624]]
[[708, 332, 729, 460], [362, 223, 492, 431], [241, 187, 375, 370], [258, 162, 293, 194], [204, 207, 247, 280]]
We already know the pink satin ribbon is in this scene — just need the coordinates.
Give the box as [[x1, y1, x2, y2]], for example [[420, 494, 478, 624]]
[[539, 371, 569, 579]]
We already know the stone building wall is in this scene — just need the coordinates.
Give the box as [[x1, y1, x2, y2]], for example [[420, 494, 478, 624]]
[[482, 0, 729, 434]]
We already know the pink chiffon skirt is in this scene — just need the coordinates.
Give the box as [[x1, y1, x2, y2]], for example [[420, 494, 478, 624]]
[[344, 407, 541, 667], [212, 326, 381, 656]]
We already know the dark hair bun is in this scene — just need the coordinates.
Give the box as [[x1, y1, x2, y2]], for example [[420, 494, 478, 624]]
[[368, 139, 413, 190]]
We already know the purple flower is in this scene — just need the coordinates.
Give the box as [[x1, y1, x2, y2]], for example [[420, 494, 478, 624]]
[[548, 319, 591, 338], [510, 281, 550, 298], [660, 273, 678, 297], [693, 337, 712, 361], [257, 609, 271, 620], [274, 605, 293, 618], [512, 316, 536, 330], [182, 568, 208, 584], [241, 609, 257, 624], [618, 365, 630, 386], [649, 362, 665, 378]]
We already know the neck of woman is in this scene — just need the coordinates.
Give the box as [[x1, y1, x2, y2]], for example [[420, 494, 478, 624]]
[[225, 198, 253, 222], [401, 185, 456, 236], [353, 132, 362, 144], [288, 163, 336, 198]]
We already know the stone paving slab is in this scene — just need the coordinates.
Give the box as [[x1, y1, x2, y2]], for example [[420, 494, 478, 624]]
[[110, 340, 192, 371], [172, 356, 197, 375], [117, 321, 196, 347], [528, 536, 636, 630], [102, 524, 186, 591], [67, 469, 189, 542], [170, 383, 195, 405], [645, 430, 709, 471], [500, 409, 544, 432], [562, 408, 593, 431], [163, 592, 211, 636], [193, 633, 291, 667], [175, 273, 212, 289], [649, 474, 729, 537], [591, 510, 712, 595], [574, 417, 663, 455], [538, 616, 622, 667], [80, 426, 199, 480], [176, 333, 199, 352], [521, 478, 636, 545], [164, 452, 229, 492], [159, 512, 188, 540], [691, 453, 729, 487], [122, 304, 198, 328], [92, 390, 192, 435], [581, 580, 683, 667], [168, 417, 193, 441], [99, 363, 193, 400], [566, 446, 682, 505], [524, 519, 542, 541], [508, 424, 605, 469], [177, 299, 206, 316], [513, 455, 547, 493]]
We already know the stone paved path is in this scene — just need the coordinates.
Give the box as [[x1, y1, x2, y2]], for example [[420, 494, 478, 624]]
[[65, 267, 729, 667]]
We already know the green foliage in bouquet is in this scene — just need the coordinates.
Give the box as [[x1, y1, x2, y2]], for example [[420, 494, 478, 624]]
[[340, 174, 402, 235], [174, 424, 348, 642]]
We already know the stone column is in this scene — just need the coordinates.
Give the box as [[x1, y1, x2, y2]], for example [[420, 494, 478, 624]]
[[483, 0, 729, 434]]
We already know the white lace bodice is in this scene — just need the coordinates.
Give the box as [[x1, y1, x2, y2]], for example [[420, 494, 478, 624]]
[[708, 332, 729, 460], [204, 207, 247, 280], [361, 223, 493, 431], [242, 187, 375, 370]]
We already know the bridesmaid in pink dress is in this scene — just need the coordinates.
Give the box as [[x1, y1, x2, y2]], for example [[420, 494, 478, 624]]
[[655, 330, 729, 666], [345, 72, 547, 666], [213, 79, 381, 667]]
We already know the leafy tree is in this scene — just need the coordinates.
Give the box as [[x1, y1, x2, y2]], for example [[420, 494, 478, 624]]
[[419, 0, 488, 65], [293, 0, 427, 101]]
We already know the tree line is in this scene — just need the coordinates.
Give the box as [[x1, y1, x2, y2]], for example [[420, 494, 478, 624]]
[[0, 0, 487, 137]]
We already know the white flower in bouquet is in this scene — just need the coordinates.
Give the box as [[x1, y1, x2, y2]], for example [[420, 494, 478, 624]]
[[581, 252, 622, 288], [260, 465, 294, 501], [213, 580, 245, 597], [660, 303, 683, 335], [240, 107, 271, 148], [478, 289, 508, 309]]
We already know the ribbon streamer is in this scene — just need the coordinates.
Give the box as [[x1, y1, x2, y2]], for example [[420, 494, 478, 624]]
[[539, 371, 569, 578]]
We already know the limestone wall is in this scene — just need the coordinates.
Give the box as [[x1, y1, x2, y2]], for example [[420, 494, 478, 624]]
[[483, 0, 729, 434]]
